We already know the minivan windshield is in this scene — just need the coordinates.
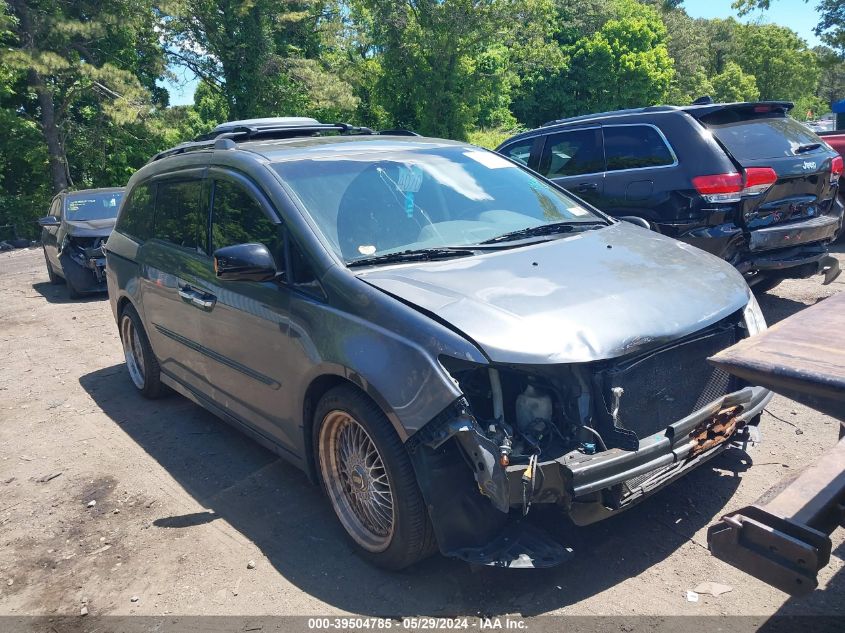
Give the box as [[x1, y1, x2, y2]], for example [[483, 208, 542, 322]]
[[272, 145, 605, 264], [65, 191, 124, 221]]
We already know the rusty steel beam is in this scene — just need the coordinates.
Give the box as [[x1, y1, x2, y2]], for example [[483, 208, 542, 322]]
[[708, 436, 845, 595]]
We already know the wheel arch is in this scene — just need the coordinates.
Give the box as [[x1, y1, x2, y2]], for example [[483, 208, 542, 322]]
[[301, 370, 407, 484]]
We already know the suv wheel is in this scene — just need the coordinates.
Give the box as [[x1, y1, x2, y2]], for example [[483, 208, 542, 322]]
[[315, 385, 436, 570], [752, 276, 783, 294], [120, 304, 165, 398]]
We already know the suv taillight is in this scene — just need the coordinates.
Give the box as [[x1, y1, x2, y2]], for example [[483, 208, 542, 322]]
[[693, 168, 777, 203], [692, 173, 743, 203], [743, 167, 778, 196], [831, 155, 843, 184]]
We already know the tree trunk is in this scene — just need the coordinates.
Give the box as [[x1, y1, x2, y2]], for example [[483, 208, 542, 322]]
[[12, 0, 70, 193], [30, 70, 69, 193]]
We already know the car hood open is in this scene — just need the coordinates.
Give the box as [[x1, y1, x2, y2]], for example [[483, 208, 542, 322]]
[[65, 218, 116, 238], [356, 223, 750, 364]]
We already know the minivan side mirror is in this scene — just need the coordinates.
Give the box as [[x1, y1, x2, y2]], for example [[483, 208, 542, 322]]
[[213, 243, 277, 282], [618, 216, 653, 230], [38, 215, 61, 227]]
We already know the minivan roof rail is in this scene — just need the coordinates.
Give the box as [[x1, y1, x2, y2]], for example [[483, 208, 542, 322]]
[[194, 120, 374, 142], [148, 119, 419, 163]]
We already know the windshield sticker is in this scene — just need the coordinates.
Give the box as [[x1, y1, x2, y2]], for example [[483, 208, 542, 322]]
[[397, 165, 423, 192], [358, 244, 376, 256], [463, 150, 512, 169], [568, 206, 589, 216], [68, 197, 119, 212], [405, 192, 415, 218]]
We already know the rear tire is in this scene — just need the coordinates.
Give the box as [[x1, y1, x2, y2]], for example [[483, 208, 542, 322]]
[[751, 276, 783, 294], [314, 385, 436, 570], [119, 304, 165, 399]]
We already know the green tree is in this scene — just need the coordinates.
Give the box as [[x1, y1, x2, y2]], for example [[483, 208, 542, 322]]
[[566, 0, 674, 113], [734, 23, 819, 101], [814, 45, 845, 106], [3, 0, 163, 193], [365, 0, 545, 138], [160, 0, 357, 121], [734, 0, 845, 53], [710, 60, 760, 102], [659, 9, 713, 103]]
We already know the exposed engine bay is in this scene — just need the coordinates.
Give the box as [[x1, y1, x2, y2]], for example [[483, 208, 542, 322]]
[[406, 312, 772, 567], [60, 235, 108, 286]]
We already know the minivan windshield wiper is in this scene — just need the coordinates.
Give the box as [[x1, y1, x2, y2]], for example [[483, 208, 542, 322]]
[[795, 142, 822, 154], [347, 247, 476, 268], [480, 221, 605, 245]]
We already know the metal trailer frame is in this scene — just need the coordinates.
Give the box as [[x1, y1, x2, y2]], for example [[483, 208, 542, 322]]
[[706, 291, 845, 595]]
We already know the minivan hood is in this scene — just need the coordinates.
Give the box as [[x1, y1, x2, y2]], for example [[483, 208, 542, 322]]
[[357, 223, 750, 364], [65, 218, 116, 238]]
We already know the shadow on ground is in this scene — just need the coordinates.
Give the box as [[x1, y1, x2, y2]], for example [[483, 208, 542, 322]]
[[31, 281, 107, 304], [754, 291, 817, 326], [80, 364, 761, 616]]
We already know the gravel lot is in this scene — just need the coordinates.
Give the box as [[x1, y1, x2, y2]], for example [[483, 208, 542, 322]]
[[0, 245, 842, 622]]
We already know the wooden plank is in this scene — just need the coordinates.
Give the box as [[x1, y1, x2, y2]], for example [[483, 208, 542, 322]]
[[709, 292, 845, 415]]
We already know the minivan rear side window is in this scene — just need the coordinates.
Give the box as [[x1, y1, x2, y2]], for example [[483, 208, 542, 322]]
[[540, 128, 604, 178], [116, 182, 156, 242], [154, 179, 207, 252], [704, 116, 824, 161], [604, 125, 675, 171]]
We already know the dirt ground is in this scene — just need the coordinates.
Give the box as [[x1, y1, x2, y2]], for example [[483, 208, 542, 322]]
[[0, 245, 842, 622]]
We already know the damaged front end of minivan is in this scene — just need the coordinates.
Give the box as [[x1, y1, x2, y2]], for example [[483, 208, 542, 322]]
[[405, 305, 772, 568]]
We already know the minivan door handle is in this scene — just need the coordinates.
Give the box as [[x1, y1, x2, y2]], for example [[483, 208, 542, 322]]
[[178, 285, 217, 311], [576, 182, 599, 192], [178, 286, 196, 303], [190, 293, 216, 310]]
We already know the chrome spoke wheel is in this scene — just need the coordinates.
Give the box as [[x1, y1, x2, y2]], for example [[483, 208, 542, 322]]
[[319, 410, 395, 552], [121, 315, 146, 390]]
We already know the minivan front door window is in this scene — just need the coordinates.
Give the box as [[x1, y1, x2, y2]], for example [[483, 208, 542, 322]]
[[154, 179, 207, 252], [210, 179, 283, 266]]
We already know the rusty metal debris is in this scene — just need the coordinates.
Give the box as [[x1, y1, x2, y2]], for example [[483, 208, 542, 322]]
[[708, 437, 845, 595], [688, 405, 744, 458]]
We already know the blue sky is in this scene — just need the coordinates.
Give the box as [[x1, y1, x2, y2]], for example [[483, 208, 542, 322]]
[[161, 0, 823, 107], [684, 0, 821, 46]]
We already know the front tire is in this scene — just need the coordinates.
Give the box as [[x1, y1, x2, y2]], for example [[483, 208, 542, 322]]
[[120, 304, 165, 399], [43, 250, 62, 285], [315, 385, 436, 570]]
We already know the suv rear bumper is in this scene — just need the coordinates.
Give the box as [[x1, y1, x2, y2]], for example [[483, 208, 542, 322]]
[[667, 198, 843, 282], [747, 213, 841, 252]]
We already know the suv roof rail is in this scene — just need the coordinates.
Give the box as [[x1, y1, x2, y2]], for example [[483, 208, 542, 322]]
[[540, 105, 676, 128]]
